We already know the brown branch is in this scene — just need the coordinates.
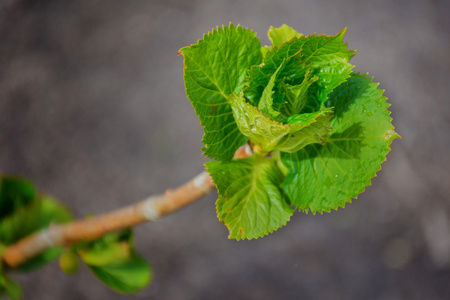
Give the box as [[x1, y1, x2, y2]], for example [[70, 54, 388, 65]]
[[1, 144, 253, 268]]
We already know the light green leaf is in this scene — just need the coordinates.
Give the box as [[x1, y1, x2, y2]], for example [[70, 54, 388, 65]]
[[228, 93, 333, 153], [257, 60, 285, 120], [77, 229, 133, 266], [261, 45, 271, 57], [308, 61, 355, 105], [88, 253, 152, 294], [79, 241, 132, 266], [245, 29, 354, 108], [77, 229, 152, 293], [279, 71, 318, 118], [281, 72, 401, 213], [268, 24, 303, 47], [206, 154, 294, 240], [179, 23, 262, 160]]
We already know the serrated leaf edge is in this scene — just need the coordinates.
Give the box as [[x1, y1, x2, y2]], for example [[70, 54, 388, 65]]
[[302, 71, 401, 215]]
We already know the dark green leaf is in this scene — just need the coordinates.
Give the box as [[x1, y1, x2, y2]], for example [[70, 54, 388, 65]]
[[0, 196, 72, 246], [0, 177, 36, 219], [0, 195, 72, 272]]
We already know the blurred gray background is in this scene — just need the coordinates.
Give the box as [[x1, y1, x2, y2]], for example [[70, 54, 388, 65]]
[[1, 0, 449, 299]]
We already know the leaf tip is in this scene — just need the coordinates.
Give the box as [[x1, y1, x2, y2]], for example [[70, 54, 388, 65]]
[[385, 129, 402, 142]]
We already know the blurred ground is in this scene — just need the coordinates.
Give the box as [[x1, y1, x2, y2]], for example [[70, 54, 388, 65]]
[[1, 0, 450, 299]]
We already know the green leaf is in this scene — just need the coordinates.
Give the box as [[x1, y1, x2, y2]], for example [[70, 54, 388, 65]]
[[245, 29, 354, 108], [257, 60, 285, 120], [179, 23, 263, 160], [281, 72, 400, 213], [77, 229, 152, 293], [268, 24, 303, 47], [0, 177, 36, 219], [308, 61, 355, 105], [59, 250, 79, 275], [0, 196, 72, 246], [16, 247, 64, 273], [78, 241, 132, 266], [0, 195, 72, 272], [76, 229, 133, 266], [279, 71, 318, 118], [228, 93, 333, 153], [245, 39, 305, 106], [206, 154, 294, 240], [87, 253, 151, 294], [3, 277, 22, 300]]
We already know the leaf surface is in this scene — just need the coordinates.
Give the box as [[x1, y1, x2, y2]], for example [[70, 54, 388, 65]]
[[268, 24, 304, 47], [228, 93, 333, 153], [0, 177, 36, 219], [281, 73, 400, 213], [206, 154, 293, 240], [0, 194, 72, 272], [78, 228, 152, 293], [245, 29, 354, 107], [88, 253, 151, 294], [179, 24, 262, 160]]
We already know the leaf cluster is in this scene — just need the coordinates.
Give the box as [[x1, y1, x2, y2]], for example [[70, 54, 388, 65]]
[[0, 176, 72, 299], [180, 24, 400, 240], [0, 176, 152, 298]]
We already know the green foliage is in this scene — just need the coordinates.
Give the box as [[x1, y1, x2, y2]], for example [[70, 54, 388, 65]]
[[0, 176, 73, 299], [206, 154, 293, 240], [73, 229, 152, 294], [58, 250, 79, 275], [0, 175, 152, 297], [179, 23, 263, 160], [0, 177, 73, 273], [181, 24, 400, 239], [0, 271, 22, 300]]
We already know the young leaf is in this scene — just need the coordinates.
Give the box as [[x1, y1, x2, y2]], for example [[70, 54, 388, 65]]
[[279, 71, 318, 118], [257, 60, 285, 121], [245, 38, 306, 106], [87, 253, 152, 294], [59, 250, 79, 275], [268, 24, 303, 47], [228, 93, 333, 153], [245, 29, 354, 107], [179, 23, 263, 160], [0, 195, 72, 272], [77, 229, 152, 293], [0, 196, 72, 246], [206, 154, 294, 240], [281, 72, 401, 213]]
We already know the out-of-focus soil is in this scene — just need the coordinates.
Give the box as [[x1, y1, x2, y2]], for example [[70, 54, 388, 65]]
[[1, 0, 449, 299]]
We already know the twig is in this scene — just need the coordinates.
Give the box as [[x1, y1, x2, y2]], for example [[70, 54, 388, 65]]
[[1, 144, 253, 267]]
